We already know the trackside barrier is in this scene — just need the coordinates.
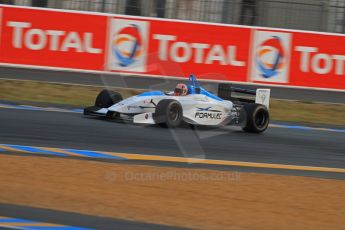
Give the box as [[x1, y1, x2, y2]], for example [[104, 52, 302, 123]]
[[0, 5, 344, 91]]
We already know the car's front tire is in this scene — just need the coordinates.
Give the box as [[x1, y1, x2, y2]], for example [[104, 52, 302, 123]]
[[95, 89, 123, 108], [84, 89, 122, 119], [153, 99, 183, 128]]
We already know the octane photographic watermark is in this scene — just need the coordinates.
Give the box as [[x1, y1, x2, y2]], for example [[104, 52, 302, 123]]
[[104, 170, 240, 183]]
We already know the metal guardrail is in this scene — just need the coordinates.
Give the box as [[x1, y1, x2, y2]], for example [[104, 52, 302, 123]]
[[2, 0, 345, 33]]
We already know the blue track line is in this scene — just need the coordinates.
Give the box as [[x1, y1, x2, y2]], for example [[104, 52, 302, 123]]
[[0, 144, 128, 161], [63, 149, 127, 159], [0, 218, 35, 223], [0, 216, 92, 230], [2, 144, 68, 157]]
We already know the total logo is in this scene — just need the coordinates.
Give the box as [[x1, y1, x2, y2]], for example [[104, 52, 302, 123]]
[[251, 30, 292, 83], [112, 24, 142, 67], [108, 19, 148, 72], [256, 36, 285, 78], [6, 21, 102, 53]]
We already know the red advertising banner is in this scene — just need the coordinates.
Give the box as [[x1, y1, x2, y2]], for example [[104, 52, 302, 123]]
[[0, 6, 107, 70], [107, 16, 345, 90], [0, 5, 344, 91], [106, 16, 250, 83], [147, 19, 250, 82], [290, 31, 345, 90], [249, 29, 345, 90]]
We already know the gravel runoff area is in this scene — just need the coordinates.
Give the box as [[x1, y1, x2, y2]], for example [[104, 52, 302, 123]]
[[0, 154, 344, 230]]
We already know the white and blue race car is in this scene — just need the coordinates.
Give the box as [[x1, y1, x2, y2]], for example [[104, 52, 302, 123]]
[[84, 75, 271, 133]]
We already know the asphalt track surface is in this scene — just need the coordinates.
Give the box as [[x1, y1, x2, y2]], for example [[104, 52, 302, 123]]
[[1, 106, 344, 179], [0, 203, 185, 230], [1, 66, 345, 104]]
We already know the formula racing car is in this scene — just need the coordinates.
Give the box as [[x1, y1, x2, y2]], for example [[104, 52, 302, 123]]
[[84, 75, 271, 133]]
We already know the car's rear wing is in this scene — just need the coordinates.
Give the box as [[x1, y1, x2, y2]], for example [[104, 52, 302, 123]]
[[218, 83, 271, 109], [255, 88, 271, 109]]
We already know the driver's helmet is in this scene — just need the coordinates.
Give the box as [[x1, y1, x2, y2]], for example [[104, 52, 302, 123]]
[[174, 83, 188, 96]]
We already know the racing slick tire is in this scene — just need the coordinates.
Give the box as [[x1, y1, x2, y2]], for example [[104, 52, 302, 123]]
[[83, 89, 122, 119], [153, 99, 183, 128], [241, 103, 269, 133], [95, 89, 123, 108]]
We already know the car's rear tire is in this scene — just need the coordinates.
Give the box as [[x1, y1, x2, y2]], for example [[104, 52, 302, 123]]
[[153, 99, 183, 128], [95, 89, 123, 108], [241, 103, 269, 133]]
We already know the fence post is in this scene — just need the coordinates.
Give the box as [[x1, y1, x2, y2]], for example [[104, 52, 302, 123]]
[[32, 0, 48, 7], [101, 0, 106, 12], [222, 0, 231, 23]]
